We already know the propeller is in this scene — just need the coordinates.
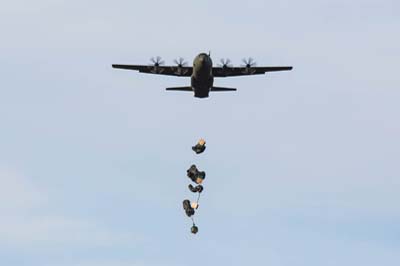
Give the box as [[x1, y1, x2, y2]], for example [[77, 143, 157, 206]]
[[241, 57, 257, 68], [173, 57, 188, 75], [173, 57, 188, 67], [241, 57, 257, 74], [150, 56, 165, 66], [218, 58, 233, 68]]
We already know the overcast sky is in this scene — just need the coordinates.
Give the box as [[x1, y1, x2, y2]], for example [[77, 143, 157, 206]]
[[0, 1, 399, 266]]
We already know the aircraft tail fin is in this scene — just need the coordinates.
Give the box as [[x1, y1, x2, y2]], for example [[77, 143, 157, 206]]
[[165, 86, 193, 92], [211, 86, 237, 92]]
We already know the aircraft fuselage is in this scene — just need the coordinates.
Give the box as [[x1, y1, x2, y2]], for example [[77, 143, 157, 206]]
[[191, 53, 214, 98]]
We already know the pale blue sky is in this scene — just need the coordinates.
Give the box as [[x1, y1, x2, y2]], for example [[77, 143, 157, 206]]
[[0, 1, 399, 266]]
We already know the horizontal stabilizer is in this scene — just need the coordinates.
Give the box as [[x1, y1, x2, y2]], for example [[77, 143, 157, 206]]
[[211, 86, 237, 92], [165, 86, 193, 92]]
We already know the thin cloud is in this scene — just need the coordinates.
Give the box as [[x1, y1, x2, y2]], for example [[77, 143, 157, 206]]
[[0, 167, 142, 249]]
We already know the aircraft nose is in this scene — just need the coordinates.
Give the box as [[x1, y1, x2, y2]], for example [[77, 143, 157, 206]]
[[194, 55, 209, 70]]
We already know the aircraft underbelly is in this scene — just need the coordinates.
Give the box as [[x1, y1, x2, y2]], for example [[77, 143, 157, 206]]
[[191, 75, 213, 98]]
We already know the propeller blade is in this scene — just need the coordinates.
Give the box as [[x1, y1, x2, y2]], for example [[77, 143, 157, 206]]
[[219, 58, 232, 68], [174, 57, 187, 67], [241, 57, 257, 67]]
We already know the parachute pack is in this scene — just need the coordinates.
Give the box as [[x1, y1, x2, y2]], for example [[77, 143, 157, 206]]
[[182, 139, 206, 234]]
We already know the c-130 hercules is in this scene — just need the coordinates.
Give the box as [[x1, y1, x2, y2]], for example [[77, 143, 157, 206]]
[[112, 52, 292, 98]]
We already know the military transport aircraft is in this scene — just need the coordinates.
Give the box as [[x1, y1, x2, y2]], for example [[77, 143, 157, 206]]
[[112, 53, 292, 98]]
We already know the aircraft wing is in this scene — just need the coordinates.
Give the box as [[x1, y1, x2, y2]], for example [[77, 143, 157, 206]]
[[212, 66, 293, 77], [112, 64, 193, 77]]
